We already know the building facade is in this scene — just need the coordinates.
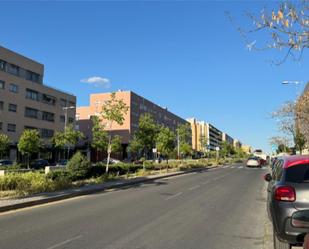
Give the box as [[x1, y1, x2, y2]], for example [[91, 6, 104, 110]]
[[0, 46, 76, 160], [77, 91, 189, 159], [222, 132, 234, 146]]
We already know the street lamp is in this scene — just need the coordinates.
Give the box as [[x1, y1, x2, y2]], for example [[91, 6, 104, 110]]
[[282, 80, 305, 100], [62, 106, 76, 131]]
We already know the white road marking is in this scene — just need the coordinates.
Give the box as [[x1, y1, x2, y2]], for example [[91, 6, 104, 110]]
[[239, 166, 244, 169], [189, 185, 200, 190], [231, 166, 235, 169], [46, 235, 82, 249], [223, 166, 228, 168], [165, 192, 183, 201]]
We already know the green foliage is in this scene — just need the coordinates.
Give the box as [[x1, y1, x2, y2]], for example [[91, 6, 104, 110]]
[[0, 133, 11, 158], [133, 113, 159, 158], [18, 130, 42, 167], [176, 123, 192, 157], [101, 92, 129, 126], [111, 135, 122, 153], [294, 128, 307, 154], [0, 172, 72, 196], [156, 126, 176, 161], [91, 116, 108, 154], [53, 125, 84, 148], [67, 152, 91, 180], [127, 135, 143, 158], [220, 141, 236, 157]]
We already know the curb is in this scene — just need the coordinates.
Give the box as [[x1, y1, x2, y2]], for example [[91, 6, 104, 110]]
[[0, 165, 219, 213]]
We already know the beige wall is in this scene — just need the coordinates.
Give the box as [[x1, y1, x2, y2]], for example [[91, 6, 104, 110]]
[[0, 46, 76, 145]]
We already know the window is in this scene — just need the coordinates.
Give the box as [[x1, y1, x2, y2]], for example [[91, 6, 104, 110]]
[[0, 122, 2, 131], [0, 60, 6, 71], [60, 115, 65, 123], [68, 117, 74, 124], [60, 99, 67, 107], [0, 101, 3, 110], [68, 101, 75, 107], [25, 107, 39, 119], [9, 84, 18, 93], [7, 64, 19, 76], [285, 164, 309, 183], [26, 70, 40, 83], [24, 126, 37, 130], [42, 111, 55, 122], [8, 104, 17, 112], [0, 80, 4, 89], [42, 94, 56, 105], [41, 129, 54, 138], [26, 89, 39, 101], [7, 123, 16, 132]]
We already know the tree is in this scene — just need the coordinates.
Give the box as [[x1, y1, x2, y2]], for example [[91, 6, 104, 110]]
[[294, 128, 307, 154], [127, 135, 143, 160], [199, 135, 208, 154], [133, 113, 159, 159], [0, 133, 11, 159], [18, 129, 42, 168], [156, 126, 176, 164], [52, 125, 84, 160], [91, 116, 108, 162], [232, 1, 308, 64], [176, 123, 192, 158], [111, 135, 122, 155], [296, 89, 309, 146], [101, 92, 129, 173]]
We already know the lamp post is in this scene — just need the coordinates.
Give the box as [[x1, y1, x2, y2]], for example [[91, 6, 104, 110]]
[[282, 80, 304, 100]]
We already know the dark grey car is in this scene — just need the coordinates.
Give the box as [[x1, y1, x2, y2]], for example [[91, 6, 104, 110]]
[[265, 155, 309, 249]]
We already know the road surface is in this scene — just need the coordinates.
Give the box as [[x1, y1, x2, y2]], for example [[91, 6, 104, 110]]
[[0, 165, 270, 249]]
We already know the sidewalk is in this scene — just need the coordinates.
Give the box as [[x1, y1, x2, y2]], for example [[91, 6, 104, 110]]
[[0, 166, 217, 213]]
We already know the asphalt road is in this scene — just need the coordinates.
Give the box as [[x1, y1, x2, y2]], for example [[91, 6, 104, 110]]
[[0, 165, 270, 249]]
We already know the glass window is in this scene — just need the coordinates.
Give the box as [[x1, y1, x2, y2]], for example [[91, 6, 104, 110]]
[[68, 117, 74, 124], [42, 111, 55, 122], [0, 80, 4, 89], [9, 84, 18, 93], [42, 94, 56, 105], [7, 123, 16, 132], [68, 101, 75, 107], [41, 129, 54, 138], [0, 60, 6, 71], [7, 64, 19, 76], [60, 99, 67, 107], [60, 115, 65, 123], [285, 164, 309, 183], [24, 126, 37, 130], [26, 89, 39, 101], [25, 107, 39, 119], [8, 104, 17, 112], [26, 70, 40, 83], [0, 101, 3, 110]]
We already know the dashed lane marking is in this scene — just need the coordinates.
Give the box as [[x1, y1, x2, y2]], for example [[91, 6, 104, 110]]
[[165, 192, 183, 201]]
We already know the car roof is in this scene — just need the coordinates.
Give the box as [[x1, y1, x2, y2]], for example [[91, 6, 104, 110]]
[[281, 155, 309, 168]]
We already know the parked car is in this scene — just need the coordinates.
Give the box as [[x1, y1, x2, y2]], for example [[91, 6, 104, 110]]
[[101, 158, 121, 165], [264, 155, 309, 249], [0, 159, 13, 166], [31, 159, 50, 169], [246, 157, 261, 168], [56, 159, 68, 167]]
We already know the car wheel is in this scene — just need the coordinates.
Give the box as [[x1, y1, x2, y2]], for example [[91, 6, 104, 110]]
[[273, 229, 291, 249]]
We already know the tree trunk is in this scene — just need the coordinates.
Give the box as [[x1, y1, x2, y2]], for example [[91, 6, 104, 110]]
[[106, 135, 112, 174], [96, 149, 99, 162]]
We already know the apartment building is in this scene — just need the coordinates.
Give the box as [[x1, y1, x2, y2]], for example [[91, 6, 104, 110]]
[[222, 133, 234, 145], [77, 90, 189, 159], [187, 118, 224, 152], [0, 46, 76, 160]]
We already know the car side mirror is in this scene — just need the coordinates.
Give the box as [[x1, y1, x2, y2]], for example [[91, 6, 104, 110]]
[[291, 210, 309, 228], [263, 173, 272, 182]]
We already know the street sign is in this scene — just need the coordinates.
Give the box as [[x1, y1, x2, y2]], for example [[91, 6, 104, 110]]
[[215, 146, 220, 151], [152, 148, 157, 153]]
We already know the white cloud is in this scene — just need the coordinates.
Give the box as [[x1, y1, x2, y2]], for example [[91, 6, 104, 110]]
[[81, 76, 111, 88]]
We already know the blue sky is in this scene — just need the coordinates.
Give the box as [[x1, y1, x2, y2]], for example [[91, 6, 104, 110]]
[[1, 1, 308, 153]]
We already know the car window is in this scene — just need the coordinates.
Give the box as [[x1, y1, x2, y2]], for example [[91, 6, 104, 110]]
[[272, 160, 283, 181], [285, 164, 309, 183]]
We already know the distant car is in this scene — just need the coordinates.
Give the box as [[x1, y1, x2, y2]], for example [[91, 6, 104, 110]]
[[0, 160, 13, 166], [56, 159, 68, 167], [264, 155, 309, 249], [31, 159, 49, 169], [246, 157, 261, 167], [102, 158, 121, 165]]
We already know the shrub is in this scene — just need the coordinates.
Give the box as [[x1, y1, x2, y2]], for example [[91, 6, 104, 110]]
[[67, 152, 91, 180], [0, 172, 72, 196]]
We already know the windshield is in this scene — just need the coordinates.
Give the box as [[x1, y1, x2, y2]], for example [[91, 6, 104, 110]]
[[285, 164, 309, 183]]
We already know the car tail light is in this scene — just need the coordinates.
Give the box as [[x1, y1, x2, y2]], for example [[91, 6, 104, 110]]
[[275, 186, 296, 202]]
